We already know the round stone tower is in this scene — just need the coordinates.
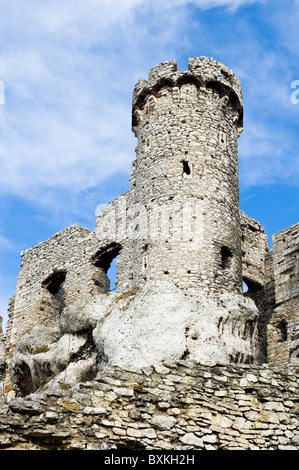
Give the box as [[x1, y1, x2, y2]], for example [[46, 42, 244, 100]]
[[131, 57, 244, 295]]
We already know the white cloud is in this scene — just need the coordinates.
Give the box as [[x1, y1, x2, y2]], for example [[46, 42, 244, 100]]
[[0, 0, 296, 208], [0, 234, 16, 251]]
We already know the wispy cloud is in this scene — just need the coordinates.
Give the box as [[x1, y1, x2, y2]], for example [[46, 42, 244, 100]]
[[0, 0, 268, 202], [0, 233, 16, 251]]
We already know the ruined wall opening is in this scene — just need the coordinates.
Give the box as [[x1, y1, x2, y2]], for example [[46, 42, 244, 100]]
[[242, 278, 263, 295], [107, 255, 119, 292], [221, 246, 232, 269], [15, 363, 34, 397], [42, 270, 66, 296], [41, 269, 67, 315], [91, 243, 122, 292]]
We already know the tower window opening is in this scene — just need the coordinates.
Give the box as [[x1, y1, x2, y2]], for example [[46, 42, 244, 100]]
[[142, 256, 148, 273], [182, 160, 192, 177], [219, 131, 227, 147], [91, 243, 122, 292], [221, 246, 232, 269], [243, 278, 263, 295], [277, 320, 288, 343]]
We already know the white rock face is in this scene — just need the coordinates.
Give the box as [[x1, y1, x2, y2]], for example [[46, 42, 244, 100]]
[[10, 281, 259, 393], [90, 281, 259, 368]]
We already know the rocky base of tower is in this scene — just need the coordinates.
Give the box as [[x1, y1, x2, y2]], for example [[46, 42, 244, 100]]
[[8, 281, 259, 398]]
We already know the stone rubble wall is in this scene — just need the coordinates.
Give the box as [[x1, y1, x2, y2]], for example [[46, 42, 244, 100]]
[[0, 318, 6, 387], [5, 224, 101, 355], [267, 222, 299, 368], [0, 361, 298, 451]]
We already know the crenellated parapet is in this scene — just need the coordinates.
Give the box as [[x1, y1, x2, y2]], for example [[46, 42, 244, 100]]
[[132, 57, 243, 132]]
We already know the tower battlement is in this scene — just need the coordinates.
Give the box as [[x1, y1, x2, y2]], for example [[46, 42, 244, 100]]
[[132, 57, 243, 131]]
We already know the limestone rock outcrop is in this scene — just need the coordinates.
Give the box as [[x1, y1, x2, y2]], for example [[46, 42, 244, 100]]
[[9, 281, 258, 396]]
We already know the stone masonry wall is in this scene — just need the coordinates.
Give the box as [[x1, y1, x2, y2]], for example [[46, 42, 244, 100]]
[[0, 361, 298, 451], [5, 224, 101, 354], [267, 222, 299, 368], [95, 189, 135, 293]]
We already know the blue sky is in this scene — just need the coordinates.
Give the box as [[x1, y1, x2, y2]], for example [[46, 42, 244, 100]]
[[0, 0, 298, 330]]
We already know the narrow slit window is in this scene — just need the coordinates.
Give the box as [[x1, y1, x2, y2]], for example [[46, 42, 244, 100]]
[[219, 131, 227, 147], [142, 256, 148, 273], [221, 246, 232, 269], [182, 160, 192, 177], [277, 320, 288, 343]]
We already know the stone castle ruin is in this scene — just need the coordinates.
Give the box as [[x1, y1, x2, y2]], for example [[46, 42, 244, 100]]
[[0, 57, 298, 450]]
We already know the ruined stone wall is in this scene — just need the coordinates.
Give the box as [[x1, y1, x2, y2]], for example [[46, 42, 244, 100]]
[[0, 361, 298, 451], [267, 223, 299, 368], [252, 250, 276, 364], [5, 224, 102, 354], [1, 55, 299, 451], [0, 318, 6, 390]]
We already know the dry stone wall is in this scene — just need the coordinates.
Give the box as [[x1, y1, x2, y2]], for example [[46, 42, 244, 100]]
[[0, 361, 298, 451], [1, 56, 299, 451]]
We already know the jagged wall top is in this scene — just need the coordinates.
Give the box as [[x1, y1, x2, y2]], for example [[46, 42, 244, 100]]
[[132, 56, 243, 129]]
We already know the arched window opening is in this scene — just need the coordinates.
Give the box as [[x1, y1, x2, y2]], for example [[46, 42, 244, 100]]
[[41, 269, 67, 316], [91, 243, 122, 292], [42, 270, 67, 295]]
